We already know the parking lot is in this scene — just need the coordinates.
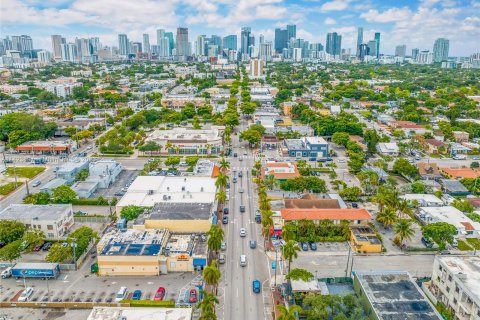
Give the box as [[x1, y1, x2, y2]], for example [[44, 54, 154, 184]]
[[92, 169, 139, 199]]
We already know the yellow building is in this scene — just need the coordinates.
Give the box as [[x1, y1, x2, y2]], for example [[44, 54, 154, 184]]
[[350, 225, 382, 253]]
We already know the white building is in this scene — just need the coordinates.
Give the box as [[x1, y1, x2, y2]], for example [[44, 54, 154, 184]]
[[376, 142, 399, 156], [418, 206, 480, 237], [249, 58, 264, 78], [0, 204, 74, 239], [401, 194, 444, 207], [428, 256, 480, 320]]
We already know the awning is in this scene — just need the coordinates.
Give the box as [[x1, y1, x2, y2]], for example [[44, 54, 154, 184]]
[[193, 258, 207, 266]]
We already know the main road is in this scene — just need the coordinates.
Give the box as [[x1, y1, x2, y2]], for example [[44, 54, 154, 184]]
[[218, 115, 271, 320]]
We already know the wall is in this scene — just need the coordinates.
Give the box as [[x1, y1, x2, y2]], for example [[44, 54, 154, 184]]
[[142, 219, 212, 233], [97, 255, 160, 276]]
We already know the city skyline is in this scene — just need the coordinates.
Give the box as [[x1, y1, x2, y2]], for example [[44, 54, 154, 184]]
[[1, 0, 479, 56]]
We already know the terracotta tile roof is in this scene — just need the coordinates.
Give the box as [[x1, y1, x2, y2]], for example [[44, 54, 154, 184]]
[[466, 198, 480, 208], [281, 208, 372, 221], [211, 165, 220, 178], [460, 222, 475, 231], [441, 168, 480, 179], [425, 139, 444, 147], [417, 162, 440, 176]]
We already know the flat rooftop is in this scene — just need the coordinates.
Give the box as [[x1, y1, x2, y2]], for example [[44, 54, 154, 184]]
[[147, 127, 222, 142], [143, 202, 213, 221], [116, 176, 216, 208], [437, 256, 480, 306], [355, 271, 442, 320], [56, 159, 89, 173], [87, 307, 192, 320], [165, 233, 208, 256], [98, 228, 169, 257], [0, 204, 72, 221]]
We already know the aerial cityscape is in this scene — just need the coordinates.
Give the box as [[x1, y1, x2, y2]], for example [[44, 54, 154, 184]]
[[0, 0, 480, 320]]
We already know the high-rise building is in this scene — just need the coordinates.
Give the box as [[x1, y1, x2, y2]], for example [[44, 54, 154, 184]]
[[60, 43, 77, 62], [356, 27, 363, 58], [196, 35, 206, 56], [358, 44, 369, 61], [416, 50, 433, 64], [374, 32, 380, 58], [249, 58, 264, 78], [274, 28, 288, 53], [260, 42, 272, 61], [326, 32, 342, 57], [118, 34, 129, 58], [287, 25, 296, 41], [293, 48, 302, 62], [164, 32, 174, 55], [367, 40, 377, 57], [131, 42, 142, 54], [176, 27, 189, 58], [37, 50, 52, 64], [51, 35, 64, 61], [3, 37, 13, 51], [156, 29, 170, 58], [412, 48, 419, 59], [223, 35, 237, 50], [433, 38, 449, 62], [241, 27, 252, 55], [395, 45, 407, 57], [10, 35, 33, 55], [143, 34, 150, 54], [210, 35, 222, 52], [75, 38, 91, 62]]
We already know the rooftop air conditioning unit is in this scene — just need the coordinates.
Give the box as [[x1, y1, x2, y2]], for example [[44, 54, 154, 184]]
[[182, 186, 185, 191], [148, 190, 154, 195]]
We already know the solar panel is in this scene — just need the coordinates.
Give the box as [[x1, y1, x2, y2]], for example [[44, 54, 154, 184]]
[[126, 244, 143, 255]]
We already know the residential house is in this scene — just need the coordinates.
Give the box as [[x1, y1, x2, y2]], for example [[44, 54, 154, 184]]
[[418, 162, 443, 180], [349, 136, 368, 152], [262, 161, 300, 182], [441, 168, 480, 180], [440, 179, 470, 196], [401, 194, 444, 207], [418, 206, 480, 236], [453, 131, 469, 143], [376, 142, 399, 156], [283, 137, 329, 159], [425, 139, 446, 154]]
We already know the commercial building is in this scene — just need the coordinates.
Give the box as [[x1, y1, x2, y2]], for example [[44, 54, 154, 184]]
[[249, 58, 264, 78], [280, 208, 372, 225], [350, 225, 382, 253], [145, 127, 224, 155], [55, 160, 90, 184], [354, 271, 442, 320], [0, 204, 74, 239], [326, 32, 342, 57], [418, 206, 480, 236], [262, 161, 300, 182], [282, 136, 329, 159], [96, 228, 208, 276], [16, 140, 72, 155], [87, 307, 192, 320], [427, 256, 480, 320]]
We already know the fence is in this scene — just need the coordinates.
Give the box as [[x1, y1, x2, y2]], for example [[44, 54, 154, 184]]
[[0, 301, 130, 309], [73, 216, 111, 223]]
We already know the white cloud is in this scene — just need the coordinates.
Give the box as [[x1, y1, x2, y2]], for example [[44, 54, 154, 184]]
[[319, 0, 350, 12], [324, 17, 336, 25], [360, 7, 411, 23]]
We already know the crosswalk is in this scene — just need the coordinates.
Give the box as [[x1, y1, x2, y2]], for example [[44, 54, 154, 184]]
[[231, 166, 252, 171]]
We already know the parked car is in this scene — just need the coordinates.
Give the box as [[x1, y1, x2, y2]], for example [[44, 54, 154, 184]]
[[351, 203, 358, 208], [42, 242, 53, 251], [252, 279, 261, 293], [132, 290, 142, 300], [422, 237, 434, 248], [18, 287, 33, 302], [218, 253, 226, 264], [221, 242, 227, 251], [33, 243, 44, 252], [189, 289, 197, 303], [154, 287, 166, 301], [222, 216, 229, 224], [238, 171, 243, 177], [309, 242, 317, 251], [223, 207, 229, 215], [32, 181, 41, 187], [301, 242, 308, 251]]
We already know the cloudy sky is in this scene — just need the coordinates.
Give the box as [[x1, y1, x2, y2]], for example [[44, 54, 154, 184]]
[[1, 0, 479, 56]]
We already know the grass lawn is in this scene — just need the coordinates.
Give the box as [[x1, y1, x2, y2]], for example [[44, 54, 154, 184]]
[[6, 167, 45, 179], [457, 240, 472, 251], [0, 182, 21, 196], [466, 238, 480, 250]]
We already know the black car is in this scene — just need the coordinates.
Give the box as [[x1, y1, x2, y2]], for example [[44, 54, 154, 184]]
[[300, 242, 308, 251], [222, 216, 229, 224], [421, 237, 434, 248], [238, 171, 243, 177], [309, 242, 317, 251], [42, 242, 53, 251], [233, 153, 238, 158]]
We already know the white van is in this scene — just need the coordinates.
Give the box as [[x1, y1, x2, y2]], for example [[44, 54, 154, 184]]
[[115, 287, 128, 302], [1, 267, 12, 279], [18, 287, 33, 301], [240, 255, 247, 267]]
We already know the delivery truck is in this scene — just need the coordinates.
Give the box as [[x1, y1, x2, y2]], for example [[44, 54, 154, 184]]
[[2, 263, 60, 279]]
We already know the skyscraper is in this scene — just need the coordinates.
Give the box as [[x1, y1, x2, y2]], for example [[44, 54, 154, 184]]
[[51, 35, 65, 61], [118, 34, 129, 57], [274, 28, 288, 53], [356, 27, 363, 58], [176, 27, 189, 58], [156, 29, 170, 58], [196, 35, 206, 56], [412, 48, 419, 59], [395, 45, 407, 57], [433, 38, 449, 62], [326, 32, 342, 57], [367, 40, 377, 57], [287, 25, 296, 40], [223, 35, 237, 50], [60, 43, 77, 62], [260, 42, 273, 61], [374, 32, 380, 58], [241, 27, 252, 54], [164, 32, 174, 55], [210, 35, 222, 51], [143, 34, 150, 54]]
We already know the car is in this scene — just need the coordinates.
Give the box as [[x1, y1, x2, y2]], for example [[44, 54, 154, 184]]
[[233, 177, 238, 183], [408, 158, 415, 163], [189, 289, 197, 303], [249, 240, 257, 249], [472, 157, 480, 160], [240, 205, 245, 213], [33, 243, 44, 252], [32, 181, 41, 187], [239, 157, 243, 161], [240, 228, 247, 237], [239, 188, 244, 193], [240, 254, 247, 266], [309, 242, 317, 251], [18, 287, 33, 302], [218, 253, 226, 264], [337, 159, 345, 163], [42, 242, 52, 251], [223, 207, 229, 215], [4, 159, 13, 164], [132, 290, 142, 300], [415, 156, 421, 160], [238, 171, 243, 177], [221, 241, 227, 251], [222, 216, 229, 224], [114, 192, 125, 197], [115, 287, 128, 302], [61, 242, 69, 248], [252, 279, 261, 293], [243, 151, 247, 156], [422, 237, 434, 248], [301, 242, 308, 251], [351, 203, 358, 208], [154, 287, 166, 301], [233, 153, 238, 158]]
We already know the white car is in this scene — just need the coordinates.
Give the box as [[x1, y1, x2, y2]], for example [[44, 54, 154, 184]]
[[18, 287, 33, 302], [240, 228, 247, 237]]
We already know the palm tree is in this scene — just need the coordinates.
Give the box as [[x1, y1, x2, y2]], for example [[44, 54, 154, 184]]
[[259, 196, 271, 211], [198, 290, 219, 318], [397, 199, 413, 218], [276, 304, 302, 320], [254, 160, 262, 177], [281, 223, 297, 242], [203, 260, 221, 294], [215, 172, 229, 190], [376, 206, 398, 229], [264, 174, 277, 190], [165, 141, 172, 155], [219, 157, 230, 172], [261, 210, 274, 229], [199, 310, 217, 320], [394, 219, 415, 246], [207, 225, 224, 256], [282, 240, 301, 273], [215, 190, 227, 207]]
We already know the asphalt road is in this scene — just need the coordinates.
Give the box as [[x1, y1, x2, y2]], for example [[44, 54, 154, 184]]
[[218, 117, 271, 320]]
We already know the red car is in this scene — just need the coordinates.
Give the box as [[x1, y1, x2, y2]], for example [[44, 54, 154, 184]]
[[154, 287, 166, 301], [189, 289, 197, 303]]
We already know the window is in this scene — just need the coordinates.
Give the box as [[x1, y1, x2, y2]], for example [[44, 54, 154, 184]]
[[448, 275, 452, 282], [47, 225, 53, 230], [25, 224, 31, 229], [48, 233, 54, 238], [455, 286, 459, 294], [439, 265, 443, 271], [446, 286, 450, 293], [453, 298, 457, 305]]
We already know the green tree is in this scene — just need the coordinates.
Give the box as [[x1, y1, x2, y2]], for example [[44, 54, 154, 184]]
[[276, 304, 302, 320], [0, 239, 23, 262], [239, 128, 262, 147], [282, 240, 301, 273], [198, 290, 219, 319], [376, 206, 398, 229], [332, 132, 350, 147], [120, 205, 144, 221], [75, 168, 89, 181], [339, 186, 363, 201], [139, 141, 161, 155], [393, 158, 418, 178], [0, 220, 26, 245], [452, 199, 474, 213], [218, 157, 230, 173], [363, 129, 380, 154], [240, 101, 257, 116], [471, 161, 480, 169], [422, 222, 457, 250], [215, 172, 229, 190], [347, 153, 365, 173], [394, 219, 415, 246], [286, 268, 314, 282], [203, 260, 221, 294], [164, 156, 180, 169], [46, 242, 72, 263], [52, 185, 77, 203]]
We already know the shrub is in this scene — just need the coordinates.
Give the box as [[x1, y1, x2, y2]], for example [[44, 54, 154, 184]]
[[122, 300, 176, 308]]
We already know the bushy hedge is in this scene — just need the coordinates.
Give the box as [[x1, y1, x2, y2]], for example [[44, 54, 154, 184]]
[[122, 300, 176, 308]]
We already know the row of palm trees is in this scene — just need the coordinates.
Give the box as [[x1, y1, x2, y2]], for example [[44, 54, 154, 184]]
[[214, 157, 231, 211]]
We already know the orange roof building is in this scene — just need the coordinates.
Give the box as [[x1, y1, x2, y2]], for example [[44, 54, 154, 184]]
[[280, 208, 372, 224], [262, 161, 300, 181], [440, 168, 480, 179]]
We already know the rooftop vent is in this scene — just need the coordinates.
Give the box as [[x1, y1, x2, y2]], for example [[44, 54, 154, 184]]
[[148, 190, 154, 195]]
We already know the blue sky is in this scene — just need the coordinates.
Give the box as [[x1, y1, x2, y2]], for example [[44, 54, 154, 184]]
[[1, 0, 479, 55]]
